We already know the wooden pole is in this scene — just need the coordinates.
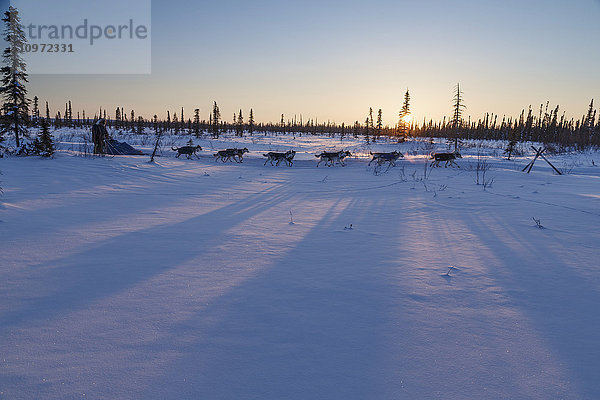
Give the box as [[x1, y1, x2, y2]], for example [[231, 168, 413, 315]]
[[538, 152, 563, 175], [524, 147, 543, 174], [523, 146, 563, 175]]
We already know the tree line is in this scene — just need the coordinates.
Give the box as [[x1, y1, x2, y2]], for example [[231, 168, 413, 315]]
[[7, 93, 600, 154], [1, 6, 598, 157]]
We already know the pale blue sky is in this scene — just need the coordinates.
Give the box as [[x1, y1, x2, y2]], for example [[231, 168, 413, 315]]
[[3, 0, 600, 124]]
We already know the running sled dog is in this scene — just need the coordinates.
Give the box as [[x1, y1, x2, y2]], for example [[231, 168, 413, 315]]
[[172, 145, 202, 159], [430, 151, 462, 168], [316, 150, 352, 167], [369, 151, 404, 167], [263, 150, 296, 167], [214, 148, 249, 163]]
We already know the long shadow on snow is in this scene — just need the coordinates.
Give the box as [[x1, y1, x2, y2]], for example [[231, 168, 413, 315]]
[[143, 196, 402, 400], [463, 213, 600, 398], [0, 186, 295, 331], [1, 156, 166, 205], [3, 162, 258, 243]]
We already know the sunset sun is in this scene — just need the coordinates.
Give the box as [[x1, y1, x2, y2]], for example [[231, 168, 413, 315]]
[[401, 114, 413, 124]]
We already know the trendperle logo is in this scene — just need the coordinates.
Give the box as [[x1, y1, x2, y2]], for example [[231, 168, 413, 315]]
[[25, 19, 149, 45]]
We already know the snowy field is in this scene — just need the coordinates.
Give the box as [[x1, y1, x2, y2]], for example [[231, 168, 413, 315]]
[[1, 133, 600, 399]]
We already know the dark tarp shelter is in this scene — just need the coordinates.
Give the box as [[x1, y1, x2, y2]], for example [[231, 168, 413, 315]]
[[104, 139, 144, 156]]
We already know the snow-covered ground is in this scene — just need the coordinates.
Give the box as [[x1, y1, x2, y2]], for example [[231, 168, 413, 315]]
[[1, 133, 599, 399]]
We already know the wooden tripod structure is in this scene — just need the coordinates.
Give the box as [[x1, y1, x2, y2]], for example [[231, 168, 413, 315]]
[[522, 146, 562, 175]]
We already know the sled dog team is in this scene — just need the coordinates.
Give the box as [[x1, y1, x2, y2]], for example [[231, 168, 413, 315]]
[[171, 146, 250, 163], [171, 146, 462, 168]]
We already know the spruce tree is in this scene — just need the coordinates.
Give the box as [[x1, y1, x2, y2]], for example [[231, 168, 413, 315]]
[[173, 112, 179, 134], [398, 89, 411, 138], [376, 109, 383, 136], [584, 99, 595, 132], [136, 116, 144, 135], [32, 95, 39, 125], [180, 107, 184, 134], [524, 106, 534, 142], [365, 108, 374, 142], [115, 107, 121, 129], [193, 108, 200, 136], [32, 117, 54, 157], [450, 84, 466, 150], [0, 6, 30, 148], [504, 126, 518, 160], [211, 101, 220, 138], [248, 109, 255, 135], [55, 111, 62, 129], [593, 106, 600, 147], [236, 109, 244, 136]]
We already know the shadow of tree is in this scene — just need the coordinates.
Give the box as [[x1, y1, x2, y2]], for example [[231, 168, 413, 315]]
[[0, 187, 294, 331], [142, 196, 404, 399]]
